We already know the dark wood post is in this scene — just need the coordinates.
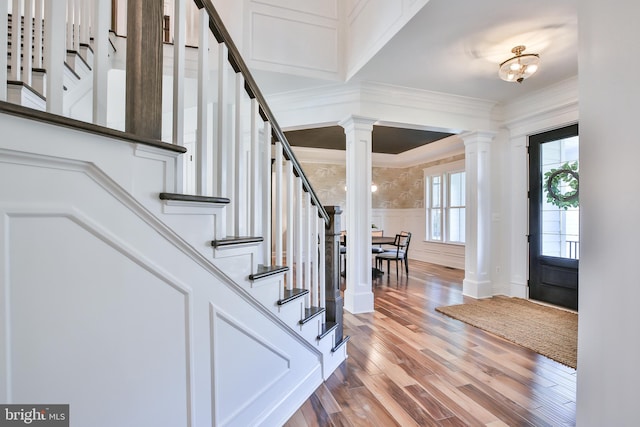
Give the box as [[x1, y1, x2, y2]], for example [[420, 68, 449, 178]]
[[324, 206, 344, 345], [125, 0, 163, 139]]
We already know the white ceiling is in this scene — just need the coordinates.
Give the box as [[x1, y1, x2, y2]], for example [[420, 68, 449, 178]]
[[257, 0, 578, 104]]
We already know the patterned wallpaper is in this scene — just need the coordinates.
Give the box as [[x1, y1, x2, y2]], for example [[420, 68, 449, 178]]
[[301, 154, 465, 209]]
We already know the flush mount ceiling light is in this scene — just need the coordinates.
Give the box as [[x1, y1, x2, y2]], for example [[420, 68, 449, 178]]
[[499, 45, 540, 83]]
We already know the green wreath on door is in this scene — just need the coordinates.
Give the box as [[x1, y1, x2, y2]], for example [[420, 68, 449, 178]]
[[544, 161, 579, 210]]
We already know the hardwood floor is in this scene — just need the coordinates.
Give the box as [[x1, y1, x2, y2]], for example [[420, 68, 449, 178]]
[[285, 260, 576, 427]]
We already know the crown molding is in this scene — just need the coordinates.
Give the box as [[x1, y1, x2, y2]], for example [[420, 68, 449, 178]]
[[267, 80, 498, 132], [292, 133, 464, 168], [500, 76, 579, 134]]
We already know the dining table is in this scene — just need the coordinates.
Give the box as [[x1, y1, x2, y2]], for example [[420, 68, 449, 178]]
[[372, 236, 395, 246], [340, 235, 396, 278]]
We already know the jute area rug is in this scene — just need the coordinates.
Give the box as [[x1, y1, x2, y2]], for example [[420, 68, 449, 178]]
[[436, 296, 577, 369]]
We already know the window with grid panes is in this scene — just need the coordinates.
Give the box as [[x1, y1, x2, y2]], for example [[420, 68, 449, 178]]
[[425, 161, 465, 244]]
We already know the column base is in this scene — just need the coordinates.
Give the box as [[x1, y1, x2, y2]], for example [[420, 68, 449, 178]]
[[462, 278, 493, 299], [344, 286, 374, 314]]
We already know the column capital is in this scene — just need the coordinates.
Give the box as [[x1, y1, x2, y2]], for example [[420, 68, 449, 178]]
[[460, 130, 497, 146], [339, 116, 377, 133]]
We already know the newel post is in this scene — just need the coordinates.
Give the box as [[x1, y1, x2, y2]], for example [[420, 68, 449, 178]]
[[125, 0, 163, 139], [324, 206, 344, 345]]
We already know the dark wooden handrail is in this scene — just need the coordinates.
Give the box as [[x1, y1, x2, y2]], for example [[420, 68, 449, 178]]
[[0, 101, 187, 154], [196, 0, 330, 225]]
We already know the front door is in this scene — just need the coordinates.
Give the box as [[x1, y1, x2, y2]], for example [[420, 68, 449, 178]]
[[528, 124, 579, 311]]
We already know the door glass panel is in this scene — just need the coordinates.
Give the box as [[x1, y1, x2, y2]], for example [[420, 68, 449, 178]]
[[540, 136, 579, 259]]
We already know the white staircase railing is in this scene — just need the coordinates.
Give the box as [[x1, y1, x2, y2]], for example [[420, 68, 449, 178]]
[[1, 0, 338, 345], [1, 1, 349, 423]]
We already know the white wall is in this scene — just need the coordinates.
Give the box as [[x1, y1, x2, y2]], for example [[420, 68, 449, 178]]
[[342, 0, 430, 79], [576, 1, 640, 425]]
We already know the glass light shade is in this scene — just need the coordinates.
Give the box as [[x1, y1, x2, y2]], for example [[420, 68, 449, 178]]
[[499, 46, 540, 83]]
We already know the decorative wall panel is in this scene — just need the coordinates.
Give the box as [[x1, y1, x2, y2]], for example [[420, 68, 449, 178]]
[[251, 13, 339, 73], [211, 306, 291, 425], [251, 0, 338, 19], [4, 214, 191, 427]]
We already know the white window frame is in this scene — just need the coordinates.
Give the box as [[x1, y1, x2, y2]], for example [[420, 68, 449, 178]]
[[424, 160, 465, 244]]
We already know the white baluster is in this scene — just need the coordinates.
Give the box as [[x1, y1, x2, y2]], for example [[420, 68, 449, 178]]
[[285, 160, 294, 290], [92, 0, 108, 125], [196, 7, 209, 196], [44, 0, 64, 114], [318, 206, 326, 308], [225, 50, 236, 235], [295, 176, 303, 289], [73, 0, 80, 51], [0, 0, 8, 101], [80, 0, 89, 48], [172, 0, 186, 192], [10, 0, 21, 81], [234, 73, 247, 236], [65, 0, 73, 50], [304, 191, 312, 308], [274, 140, 283, 266], [262, 121, 272, 266], [216, 42, 230, 237], [250, 98, 260, 236], [22, 0, 31, 85], [312, 203, 319, 307], [85, 0, 93, 40], [33, 0, 42, 68]]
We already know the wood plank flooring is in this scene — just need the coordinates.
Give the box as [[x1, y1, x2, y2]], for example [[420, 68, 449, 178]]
[[285, 260, 576, 427]]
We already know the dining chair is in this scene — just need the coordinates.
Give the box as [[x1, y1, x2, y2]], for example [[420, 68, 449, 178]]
[[375, 232, 412, 279]]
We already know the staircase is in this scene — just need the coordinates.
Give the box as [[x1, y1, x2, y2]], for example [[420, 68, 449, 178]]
[[0, 1, 347, 426]]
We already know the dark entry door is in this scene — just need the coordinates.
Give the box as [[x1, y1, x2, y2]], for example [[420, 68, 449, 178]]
[[529, 124, 579, 311]]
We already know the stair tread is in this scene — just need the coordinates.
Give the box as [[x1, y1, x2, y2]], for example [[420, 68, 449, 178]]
[[331, 335, 350, 353], [211, 236, 264, 248], [318, 321, 338, 340], [277, 288, 308, 305], [6, 80, 46, 101], [66, 49, 92, 71], [249, 264, 288, 281], [159, 192, 230, 204], [299, 306, 325, 324]]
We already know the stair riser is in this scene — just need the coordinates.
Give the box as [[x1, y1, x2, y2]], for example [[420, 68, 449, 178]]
[[274, 298, 306, 327], [7, 83, 45, 111], [322, 344, 348, 380], [209, 249, 260, 285], [155, 205, 225, 262], [297, 315, 329, 344]]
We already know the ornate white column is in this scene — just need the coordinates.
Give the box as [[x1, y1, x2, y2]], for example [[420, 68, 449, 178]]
[[340, 116, 376, 314], [461, 131, 495, 298]]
